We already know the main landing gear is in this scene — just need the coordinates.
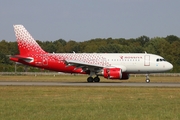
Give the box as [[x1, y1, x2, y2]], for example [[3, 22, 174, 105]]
[[145, 74, 150, 83], [87, 76, 100, 82]]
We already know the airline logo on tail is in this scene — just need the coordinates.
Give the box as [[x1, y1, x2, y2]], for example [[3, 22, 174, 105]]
[[14, 25, 46, 56]]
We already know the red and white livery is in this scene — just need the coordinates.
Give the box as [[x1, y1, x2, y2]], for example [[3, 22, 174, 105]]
[[10, 25, 173, 83]]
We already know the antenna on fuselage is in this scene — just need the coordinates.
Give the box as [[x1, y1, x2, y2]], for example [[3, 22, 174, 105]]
[[145, 51, 147, 54]]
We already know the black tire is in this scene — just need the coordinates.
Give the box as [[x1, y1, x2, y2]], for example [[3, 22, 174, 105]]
[[94, 77, 100, 82], [87, 77, 94, 82]]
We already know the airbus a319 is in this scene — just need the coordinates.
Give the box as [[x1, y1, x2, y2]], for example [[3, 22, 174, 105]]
[[10, 25, 173, 83]]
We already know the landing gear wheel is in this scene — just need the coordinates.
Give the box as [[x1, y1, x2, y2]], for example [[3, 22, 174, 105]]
[[94, 77, 100, 82], [145, 74, 150, 83], [87, 77, 94, 82], [146, 79, 150, 83]]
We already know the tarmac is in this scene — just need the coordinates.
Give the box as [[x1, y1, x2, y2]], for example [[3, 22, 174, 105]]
[[0, 81, 179, 87]]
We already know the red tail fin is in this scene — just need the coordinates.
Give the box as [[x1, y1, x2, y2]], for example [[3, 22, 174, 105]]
[[13, 25, 46, 56]]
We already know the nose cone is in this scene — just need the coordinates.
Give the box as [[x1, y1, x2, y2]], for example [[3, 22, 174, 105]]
[[167, 62, 173, 70]]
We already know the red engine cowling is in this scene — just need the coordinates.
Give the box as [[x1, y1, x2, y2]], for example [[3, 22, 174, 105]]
[[103, 68, 122, 79]]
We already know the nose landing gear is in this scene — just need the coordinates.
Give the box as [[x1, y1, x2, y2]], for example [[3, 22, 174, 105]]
[[145, 74, 150, 83]]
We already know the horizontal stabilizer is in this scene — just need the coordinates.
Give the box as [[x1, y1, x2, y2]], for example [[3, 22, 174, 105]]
[[10, 55, 34, 63]]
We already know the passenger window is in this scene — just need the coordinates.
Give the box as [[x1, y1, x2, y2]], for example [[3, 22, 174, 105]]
[[156, 59, 159, 62]]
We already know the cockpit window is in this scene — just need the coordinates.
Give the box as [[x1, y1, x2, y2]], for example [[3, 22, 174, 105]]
[[156, 58, 166, 62]]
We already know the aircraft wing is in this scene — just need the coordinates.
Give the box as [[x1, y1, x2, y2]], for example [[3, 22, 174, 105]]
[[65, 60, 104, 71], [65, 60, 127, 72]]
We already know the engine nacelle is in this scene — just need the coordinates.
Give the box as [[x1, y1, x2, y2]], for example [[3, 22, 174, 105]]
[[103, 68, 122, 79], [121, 73, 130, 80]]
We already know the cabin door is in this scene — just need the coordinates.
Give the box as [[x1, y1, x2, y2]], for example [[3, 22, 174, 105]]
[[144, 55, 150, 66]]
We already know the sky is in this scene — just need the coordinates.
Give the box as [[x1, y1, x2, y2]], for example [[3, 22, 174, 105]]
[[1, 0, 180, 42]]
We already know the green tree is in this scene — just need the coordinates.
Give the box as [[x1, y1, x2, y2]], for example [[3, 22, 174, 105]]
[[44, 41, 57, 53], [165, 35, 179, 43], [53, 39, 66, 53], [64, 40, 78, 53], [169, 41, 180, 72], [145, 37, 171, 62], [136, 36, 150, 47], [97, 44, 123, 53]]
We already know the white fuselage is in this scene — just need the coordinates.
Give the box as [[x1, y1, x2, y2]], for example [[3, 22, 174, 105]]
[[52, 53, 173, 74], [98, 53, 173, 73]]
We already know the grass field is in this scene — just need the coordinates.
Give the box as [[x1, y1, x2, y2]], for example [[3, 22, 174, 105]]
[[0, 75, 180, 120], [0, 74, 180, 83]]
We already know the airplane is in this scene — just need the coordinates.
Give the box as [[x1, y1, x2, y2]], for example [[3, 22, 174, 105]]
[[10, 25, 173, 83]]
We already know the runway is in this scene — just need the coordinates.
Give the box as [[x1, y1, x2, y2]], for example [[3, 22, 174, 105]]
[[0, 81, 180, 87]]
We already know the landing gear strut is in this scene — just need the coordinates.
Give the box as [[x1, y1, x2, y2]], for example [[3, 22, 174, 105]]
[[87, 76, 100, 82], [145, 74, 150, 83]]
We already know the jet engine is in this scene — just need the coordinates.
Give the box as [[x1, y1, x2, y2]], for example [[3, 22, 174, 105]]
[[96, 68, 130, 80], [121, 72, 130, 80], [103, 68, 122, 79]]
